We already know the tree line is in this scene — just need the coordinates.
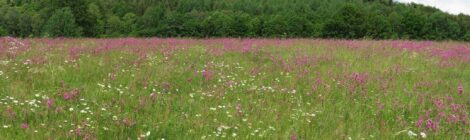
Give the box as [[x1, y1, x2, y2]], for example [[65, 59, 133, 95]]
[[0, 0, 469, 41]]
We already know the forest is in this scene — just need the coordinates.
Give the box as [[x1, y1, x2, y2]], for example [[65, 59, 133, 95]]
[[0, 0, 469, 41]]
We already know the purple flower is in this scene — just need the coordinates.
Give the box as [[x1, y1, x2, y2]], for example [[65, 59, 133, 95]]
[[46, 99, 54, 109], [426, 119, 439, 131], [416, 117, 424, 128], [63, 92, 71, 101], [290, 132, 298, 140], [20, 123, 28, 129], [458, 84, 464, 95], [202, 69, 213, 81]]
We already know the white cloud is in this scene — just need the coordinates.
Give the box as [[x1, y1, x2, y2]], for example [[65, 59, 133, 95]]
[[395, 0, 470, 15]]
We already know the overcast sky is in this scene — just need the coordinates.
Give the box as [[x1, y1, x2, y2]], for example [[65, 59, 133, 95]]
[[395, 0, 470, 15]]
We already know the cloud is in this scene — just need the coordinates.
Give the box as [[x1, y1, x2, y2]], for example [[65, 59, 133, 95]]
[[395, 0, 470, 15]]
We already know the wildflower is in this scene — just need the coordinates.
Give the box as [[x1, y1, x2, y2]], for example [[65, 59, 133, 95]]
[[150, 93, 158, 102], [6, 106, 15, 118], [235, 103, 243, 115], [69, 107, 74, 111], [458, 84, 464, 95], [290, 132, 298, 140], [416, 117, 424, 128], [21, 123, 29, 129], [407, 130, 417, 137], [420, 132, 426, 138], [426, 119, 438, 131], [122, 118, 135, 126], [146, 131, 151, 137], [202, 69, 213, 81], [63, 92, 71, 101], [433, 99, 444, 110], [46, 99, 54, 109]]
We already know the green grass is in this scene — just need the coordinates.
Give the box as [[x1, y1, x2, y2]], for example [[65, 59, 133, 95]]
[[0, 39, 468, 139]]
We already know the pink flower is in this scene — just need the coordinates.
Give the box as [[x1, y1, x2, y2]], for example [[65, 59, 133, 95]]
[[235, 103, 243, 116], [290, 132, 298, 140], [458, 84, 464, 95], [46, 99, 54, 109], [447, 114, 460, 123], [426, 119, 439, 131], [21, 123, 28, 129], [202, 69, 213, 81], [70, 89, 80, 99], [63, 92, 71, 100], [433, 99, 444, 110], [416, 117, 424, 128], [150, 93, 157, 102]]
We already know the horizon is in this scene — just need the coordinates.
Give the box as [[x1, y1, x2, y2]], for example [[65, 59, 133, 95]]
[[395, 0, 470, 15]]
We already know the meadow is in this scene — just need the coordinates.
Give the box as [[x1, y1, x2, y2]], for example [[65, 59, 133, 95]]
[[0, 37, 469, 139]]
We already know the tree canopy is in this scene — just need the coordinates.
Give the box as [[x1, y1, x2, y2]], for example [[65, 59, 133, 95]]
[[0, 0, 469, 41]]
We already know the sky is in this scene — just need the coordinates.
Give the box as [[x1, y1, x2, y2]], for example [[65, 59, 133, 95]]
[[395, 0, 470, 15]]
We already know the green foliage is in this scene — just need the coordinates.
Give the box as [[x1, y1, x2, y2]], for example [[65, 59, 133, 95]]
[[105, 15, 125, 37], [86, 3, 105, 37], [400, 10, 426, 39], [43, 7, 82, 37], [201, 11, 235, 37], [137, 6, 165, 37], [0, 26, 7, 36], [423, 12, 460, 40], [365, 14, 392, 39], [464, 32, 470, 41], [122, 12, 137, 36], [0, 0, 468, 41], [323, 4, 366, 39]]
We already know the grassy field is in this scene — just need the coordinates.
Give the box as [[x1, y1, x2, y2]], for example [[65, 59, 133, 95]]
[[0, 38, 469, 139]]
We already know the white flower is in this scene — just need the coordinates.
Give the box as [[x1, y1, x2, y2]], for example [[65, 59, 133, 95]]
[[69, 108, 74, 111], [0, 71, 3, 75], [420, 132, 426, 138], [210, 107, 217, 111], [407, 130, 417, 137], [146, 131, 151, 137]]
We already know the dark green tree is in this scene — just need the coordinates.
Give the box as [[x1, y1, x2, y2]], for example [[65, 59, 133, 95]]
[[105, 15, 125, 37], [400, 10, 426, 39], [323, 4, 366, 39], [201, 11, 235, 37], [86, 3, 105, 37], [43, 7, 82, 37], [0, 26, 7, 36], [365, 14, 392, 39], [136, 5, 166, 37]]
